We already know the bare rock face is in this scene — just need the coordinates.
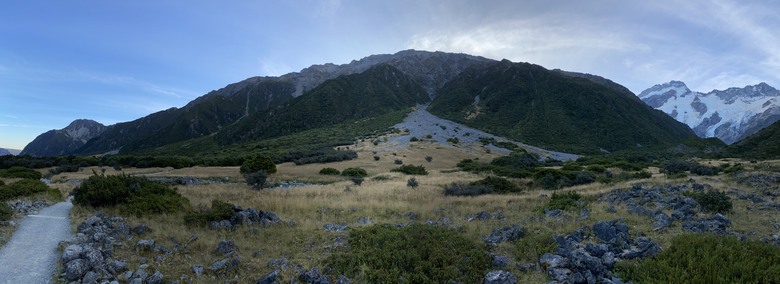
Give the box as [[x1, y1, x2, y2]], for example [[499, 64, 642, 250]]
[[20, 119, 106, 156], [639, 81, 780, 144]]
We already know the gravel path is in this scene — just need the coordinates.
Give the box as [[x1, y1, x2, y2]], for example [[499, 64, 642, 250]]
[[0, 200, 73, 284]]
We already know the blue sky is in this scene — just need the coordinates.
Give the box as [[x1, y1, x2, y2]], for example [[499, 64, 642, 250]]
[[2, 0, 779, 150]]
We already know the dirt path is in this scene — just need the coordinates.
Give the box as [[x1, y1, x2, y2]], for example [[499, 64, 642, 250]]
[[0, 200, 73, 284]]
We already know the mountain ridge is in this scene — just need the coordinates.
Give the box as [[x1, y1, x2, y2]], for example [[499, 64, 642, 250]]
[[20, 119, 107, 157], [639, 81, 780, 144]]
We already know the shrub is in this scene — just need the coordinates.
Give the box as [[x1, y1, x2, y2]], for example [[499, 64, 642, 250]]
[[373, 156, 380, 161], [586, 165, 607, 173], [0, 203, 13, 221], [319, 167, 341, 175], [327, 224, 490, 283], [410, 136, 419, 142], [184, 199, 235, 226], [690, 164, 720, 176], [0, 179, 60, 201], [545, 191, 584, 211], [633, 171, 653, 179], [240, 155, 276, 175], [394, 159, 403, 165], [573, 171, 596, 185], [443, 182, 493, 196], [72, 174, 189, 216], [341, 167, 367, 178], [447, 137, 459, 144], [245, 171, 268, 189], [616, 234, 780, 283], [0, 166, 42, 179], [407, 177, 419, 189], [425, 156, 433, 163], [350, 177, 364, 186], [457, 159, 491, 173], [515, 232, 558, 262], [392, 164, 428, 175], [683, 190, 732, 213], [470, 176, 520, 193]]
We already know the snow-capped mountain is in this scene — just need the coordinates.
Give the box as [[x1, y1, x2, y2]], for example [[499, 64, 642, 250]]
[[638, 81, 780, 144]]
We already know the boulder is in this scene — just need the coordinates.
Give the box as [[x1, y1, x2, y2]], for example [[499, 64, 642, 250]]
[[62, 244, 84, 262], [484, 270, 517, 284], [64, 259, 89, 281], [257, 270, 280, 284], [216, 240, 237, 256]]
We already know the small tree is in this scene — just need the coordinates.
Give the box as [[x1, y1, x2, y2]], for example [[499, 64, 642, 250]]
[[240, 155, 277, 175], [425, 156, 433, 163], [245, 171, 268, 189]]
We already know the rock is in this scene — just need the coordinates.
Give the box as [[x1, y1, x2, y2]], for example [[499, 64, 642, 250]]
[[548, 267, 572, 282], [323, 224, 348, 232], [216, 240, 237, 256], [209, 259, 228, 271], [257, 270, 280, 284], [516, 262, 538, 272], [593, 221, 617, 243], [82, 246, 104, 268], [539, 253, 567, 269], [484, 270, 517, 284], [653, 212, 673, 230], [302, 267, 330, 284], [64, 259, 89, 281], [81, 271, 99, 284], [134, 239, 155, 251], [336, 275, 351, 284], [226, 258, 241, 273], [491, 254, 513, 267], [131, 268, 148, 281], [404, 211, 419, 220], [484, 225, 525, 244], [108, 260, 127, 275], [62, 244, 84, 262], [146, 270, 164, 284], [131, 224, 152, 235], [356, 216, 371, 225], [584, 243, 608, 257], [191, 265, 204, 276], [577, 208, 591, 221]]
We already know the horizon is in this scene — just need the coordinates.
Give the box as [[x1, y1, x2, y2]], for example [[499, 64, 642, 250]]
[[2, 1, 779, 150]]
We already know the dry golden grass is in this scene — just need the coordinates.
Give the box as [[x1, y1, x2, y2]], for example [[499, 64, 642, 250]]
[[59, 152, 780, 283]]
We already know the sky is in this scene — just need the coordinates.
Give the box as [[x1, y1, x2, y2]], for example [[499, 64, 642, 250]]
[[2, 0, 779, 150]]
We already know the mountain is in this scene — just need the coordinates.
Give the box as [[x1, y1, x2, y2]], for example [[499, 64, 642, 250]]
[[638, 81, 780, 144], [0, 148, 19, 156], [66, 50, 489, 155], [727, 119, 780, 159], [428, 60, 698, 154], [20, 119, 107, 157]]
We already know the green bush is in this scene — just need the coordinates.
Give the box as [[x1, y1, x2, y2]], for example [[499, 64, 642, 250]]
[[319, 167, 341, 175], [0, 179, 60, 201], [392, 164, 428, 175], [447, 137, 459, 144], [72, 174, 189, 216], [184, 199, 235, 226], [341, 167, 367, 178], [633, 171, 653, 179], [0, 203, 13, 221], [407, 177, 419, 189], [327, 224, 490, 283], [683, 190, 732, 213], [470, 176, 520, 193], [456, 159, 491, 173], [443, 182, 493, 196], [515, 232, 558, 262], [617, 234, 780, 283], [545, 191, 584, 211], [240, 155, 277, 175], [245, 171, 268, 189], [0, 166, 42, 179]]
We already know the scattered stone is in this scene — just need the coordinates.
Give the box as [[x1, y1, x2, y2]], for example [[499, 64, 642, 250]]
[[336, 275, 351, 284], [134, 239, 155, 251], [491, 254, 513, 267], [191, 265, 204, 276], [64, 259, 89, 281], [484, 270, 517, 284], [323, 224, 348, 232], [257, 270, 280, 284], [516, 262, 539, 272], [404, 211, 419, 220], [62, 244, 84, 262], [216, 240, 237, 256], [131, 224, 152, 235], [356, 216, 371, 225], [209, 259, 228, 272], [302, 267, 330, 284], [653, 211, 673, 230], [484, 225, 524, 245], [146, 270, 164, 284]]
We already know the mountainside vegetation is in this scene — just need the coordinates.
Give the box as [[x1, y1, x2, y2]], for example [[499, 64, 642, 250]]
[[429, 60, 698, 154], [727, 119, 780, 159]]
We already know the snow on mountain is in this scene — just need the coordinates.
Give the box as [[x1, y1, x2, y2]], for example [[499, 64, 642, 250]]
[[639, 81, 780, 144]]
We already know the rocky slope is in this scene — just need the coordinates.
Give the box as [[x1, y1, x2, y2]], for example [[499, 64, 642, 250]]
[[20, 119, 106, 157], [639, 81, 780, 144]]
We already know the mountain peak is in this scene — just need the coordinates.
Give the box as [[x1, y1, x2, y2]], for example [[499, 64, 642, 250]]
[[21, 119, 107, 157], [637, 80, 691, 99]]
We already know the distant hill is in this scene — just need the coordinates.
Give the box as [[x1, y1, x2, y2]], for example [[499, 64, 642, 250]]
[[0, 148, 21, 156], [20, 119, 106, 157], [727, 120, 780, 159], [428, 60, 698, 154], [639, 81, 780, 144]]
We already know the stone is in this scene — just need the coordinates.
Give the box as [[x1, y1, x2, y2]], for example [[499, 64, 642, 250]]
[[216, 240, 237, 256], [484, 270, 517, 284], [81, 271, 99, 284], [131, 268, 148, 281], [336, 275, 351, 284], [209, 259, 228, 271], [146, 271, 164, 284], [64, 259, 89, 281], [191, 265, 204, 276], [653, 212, 673, 230], [484, 225, 525, 244], [577, 208, 591, 221], [548, 267, 572, 282], [323, 224, 348, 232], [108, 260, 128, 275], [83, 246, 104, 269], [62, 244, 84, 262], [302, 267, 330, 284], [584, 243, 608, 258], [257, 270, 280, 284], [491, 254, 513, 267], [592, 221, 617, 243], [134, 239, 155, 251], [356, 216, 371, 225], [516, 262, 538, 272], [539, 253, 567, 269], [131, 224, 152, 235]]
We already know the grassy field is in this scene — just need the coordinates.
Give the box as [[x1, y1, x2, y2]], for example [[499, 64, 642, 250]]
[[49, 144, 780, 283]]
